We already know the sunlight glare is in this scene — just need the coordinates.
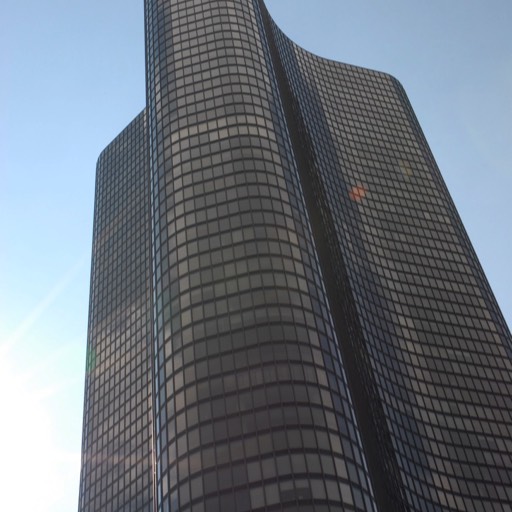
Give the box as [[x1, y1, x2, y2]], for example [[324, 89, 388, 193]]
[[0, 354, 61, 512]]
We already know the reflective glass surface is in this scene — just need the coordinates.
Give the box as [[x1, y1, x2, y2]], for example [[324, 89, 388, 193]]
[[78, 112, 154, 512], [79, 2, 512, 511], [266, 7, 512, 510], [145, 1, 375, 510]]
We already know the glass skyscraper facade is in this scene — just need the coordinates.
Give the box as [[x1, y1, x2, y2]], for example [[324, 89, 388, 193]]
[[79, 1, 512, 511]]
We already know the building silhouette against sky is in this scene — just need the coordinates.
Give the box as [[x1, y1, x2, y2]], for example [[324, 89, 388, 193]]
[[78, 1, 512, 511]]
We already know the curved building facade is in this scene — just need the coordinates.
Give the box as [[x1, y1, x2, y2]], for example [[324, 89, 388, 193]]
[[79, 1, 512, 511], [78, 112, 154, 512]]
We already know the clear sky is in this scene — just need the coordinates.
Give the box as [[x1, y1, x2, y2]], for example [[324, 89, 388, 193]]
[[1, 1, 510, 511]]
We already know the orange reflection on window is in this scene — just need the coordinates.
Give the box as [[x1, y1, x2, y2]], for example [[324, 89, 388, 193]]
[[349, 184, 368, 202]]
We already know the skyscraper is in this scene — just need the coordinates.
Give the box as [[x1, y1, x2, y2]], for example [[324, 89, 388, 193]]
[[78, 1, 512, 511]]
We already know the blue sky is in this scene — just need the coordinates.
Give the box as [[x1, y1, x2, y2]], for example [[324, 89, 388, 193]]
[[1, 1, 510, 511]]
